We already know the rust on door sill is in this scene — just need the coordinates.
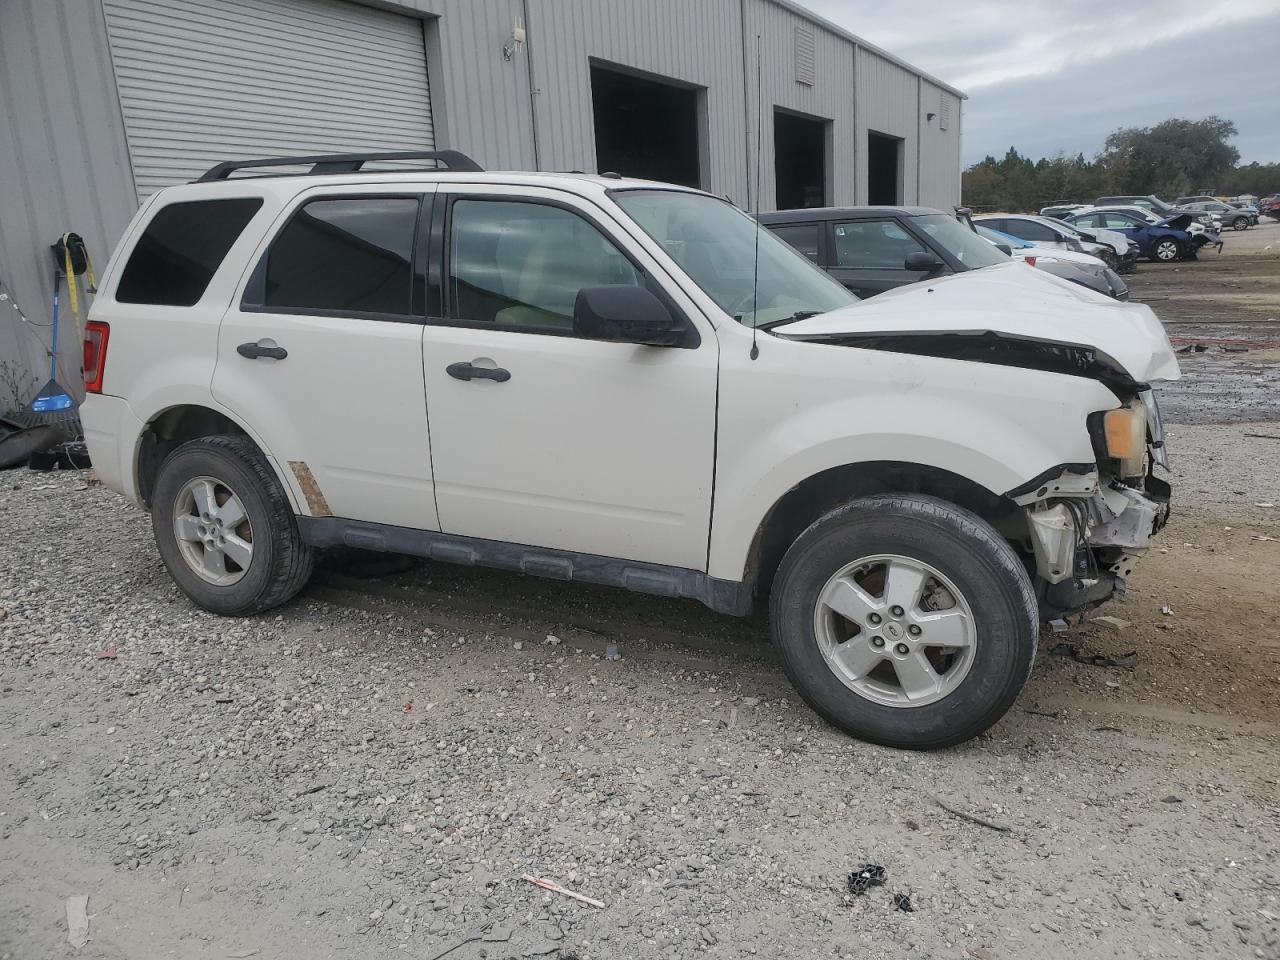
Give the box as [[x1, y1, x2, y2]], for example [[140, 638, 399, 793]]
[[288, 461, 332, 517]]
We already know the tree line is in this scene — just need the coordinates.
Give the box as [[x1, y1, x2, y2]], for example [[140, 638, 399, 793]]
[[962, 116, 1279, 212]]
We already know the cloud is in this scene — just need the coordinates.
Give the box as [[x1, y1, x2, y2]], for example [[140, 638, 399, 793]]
[[800, 0, 1280, 164]]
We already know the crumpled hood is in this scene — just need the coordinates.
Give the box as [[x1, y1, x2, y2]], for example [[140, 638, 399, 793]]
[[784, 262, 1181, 383]]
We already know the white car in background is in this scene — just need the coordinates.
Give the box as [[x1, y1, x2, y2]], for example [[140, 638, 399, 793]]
[[975, 224, 1106, 268]]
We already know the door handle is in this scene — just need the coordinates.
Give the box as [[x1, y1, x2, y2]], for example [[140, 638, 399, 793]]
[[446, 361, 510, 383], [237, 341, 288, 361]]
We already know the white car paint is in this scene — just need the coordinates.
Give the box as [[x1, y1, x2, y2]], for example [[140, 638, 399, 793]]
[[81, 170, 1177, 597], [783, 263, 1180, 383]]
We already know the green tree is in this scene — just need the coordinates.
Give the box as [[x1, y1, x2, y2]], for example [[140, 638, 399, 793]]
[[1099, 116, 1239, 200]]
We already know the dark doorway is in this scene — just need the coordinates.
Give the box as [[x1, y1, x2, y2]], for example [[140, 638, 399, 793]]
[[867, 131, 903, 205], [774, 109, 827, 209], [590, 64, 700, 187]]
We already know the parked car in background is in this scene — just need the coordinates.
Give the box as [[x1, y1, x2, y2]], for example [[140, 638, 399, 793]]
[[1095, 194, 1218, 228], [972, 225, 1128, 300], [1039, 203, 1088, 220], [758, 206, 1009, 299], [1181, 200, 1255, 230], [1259, 195, 1280, 220], [973, 214, 1119, 266], [760, 207, 1129, 301], [1175, 195, 1220, 206], [1062, 208, 1207, 263], [80, 155, 1180, 749]]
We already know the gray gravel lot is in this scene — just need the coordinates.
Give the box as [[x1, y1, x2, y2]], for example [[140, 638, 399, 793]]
[[2, 453, 1279, 959]]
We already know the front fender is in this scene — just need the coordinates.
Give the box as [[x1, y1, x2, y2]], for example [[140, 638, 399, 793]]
[[706, 334, 1119, 581]]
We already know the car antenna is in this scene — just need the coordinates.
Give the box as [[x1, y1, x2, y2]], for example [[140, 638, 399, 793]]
[[749, 33, 762, 361]]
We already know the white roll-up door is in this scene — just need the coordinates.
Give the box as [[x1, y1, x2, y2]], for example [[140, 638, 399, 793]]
[[103, 0, 435, 197]]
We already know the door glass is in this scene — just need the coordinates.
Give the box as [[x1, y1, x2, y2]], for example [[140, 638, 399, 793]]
[[448, 199, 643, 332], [1101, 214, 1137, 228], [264, 197, 420, 315], [832, 219, 926, 268], [1007, 220, 1058, 242], [767, 223, 821, 262]]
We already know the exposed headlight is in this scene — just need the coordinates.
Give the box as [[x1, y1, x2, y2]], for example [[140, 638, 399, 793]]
[[1097, 402, 1146, 478], [1140, 388, 1169, 468]]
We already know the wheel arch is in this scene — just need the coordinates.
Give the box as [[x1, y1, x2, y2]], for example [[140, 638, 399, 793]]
[[728, 460, 1028, 608], [134, 403, 303, 513]]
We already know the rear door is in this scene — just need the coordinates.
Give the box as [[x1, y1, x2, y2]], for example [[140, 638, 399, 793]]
[[212, 184, 439, 530], [825, 218, 939, 297]]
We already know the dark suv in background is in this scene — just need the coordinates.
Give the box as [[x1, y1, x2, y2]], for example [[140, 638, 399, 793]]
[[759, 206, 1128, 300]]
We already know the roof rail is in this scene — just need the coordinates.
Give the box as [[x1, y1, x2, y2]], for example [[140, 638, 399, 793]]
[[195, 150, 483, 182]]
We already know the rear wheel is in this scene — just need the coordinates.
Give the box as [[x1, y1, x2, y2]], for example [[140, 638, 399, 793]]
[[151, 435, 314, 615], [1152, 237, 1181, 262], [769, 495, 1038, 749]]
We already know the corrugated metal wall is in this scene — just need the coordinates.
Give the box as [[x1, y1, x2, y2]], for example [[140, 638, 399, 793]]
[[0, 0, 963, 407], [855, 49, 921, 205], [0, 0, 137, 410]]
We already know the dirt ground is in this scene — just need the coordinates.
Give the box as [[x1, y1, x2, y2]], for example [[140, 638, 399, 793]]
[[3, 225, 1280, 960]]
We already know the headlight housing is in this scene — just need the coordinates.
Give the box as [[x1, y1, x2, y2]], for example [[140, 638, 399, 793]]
[[1090, 400, 1146, 478]]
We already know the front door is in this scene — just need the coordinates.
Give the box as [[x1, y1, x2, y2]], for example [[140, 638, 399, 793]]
[[826, 218, 939, 297], [419, 186, 718, 570], [213, 185, 439, 530]]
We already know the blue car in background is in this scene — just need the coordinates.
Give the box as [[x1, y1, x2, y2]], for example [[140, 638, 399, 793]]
[[1063, 208, 1212, 263]]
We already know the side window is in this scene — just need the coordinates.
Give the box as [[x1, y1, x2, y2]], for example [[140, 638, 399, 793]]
[[981, 218, 1006, 233], [767, 223, 821, 262], [832, 219, 926, 268], [1073, 214, 1101, 228], [1101, 213, 1137, 228], [1006, 220, 1058, 242], [261, 197, 420, 316], [117, 198, 263, 306], [448, 199, 643, 332]]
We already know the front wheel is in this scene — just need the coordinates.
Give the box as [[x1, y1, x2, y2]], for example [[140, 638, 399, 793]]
[[1152, 237, 1181, 262], [1232, 216, 1250, 231], [769, 495, 1038, 749], [151, 435, 314, 616]]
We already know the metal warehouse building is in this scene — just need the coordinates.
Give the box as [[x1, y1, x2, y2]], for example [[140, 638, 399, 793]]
[[0, 0, 964, 402]]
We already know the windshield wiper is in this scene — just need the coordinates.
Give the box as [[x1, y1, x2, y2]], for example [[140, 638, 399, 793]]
[[756, 310, 822, 331]]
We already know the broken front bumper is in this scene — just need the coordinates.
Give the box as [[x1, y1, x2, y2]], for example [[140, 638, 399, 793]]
[[1016, 470, 1170, 620]]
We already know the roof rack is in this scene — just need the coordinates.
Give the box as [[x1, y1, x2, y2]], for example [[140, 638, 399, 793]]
[[195, 150, 483, 182]]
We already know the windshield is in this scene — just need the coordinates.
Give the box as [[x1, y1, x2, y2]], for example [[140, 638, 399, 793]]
[[913, 214, 1008, 268], [610, 189, 854, 328]]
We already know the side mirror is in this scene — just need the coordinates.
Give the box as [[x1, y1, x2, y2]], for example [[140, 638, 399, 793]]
[[904, 251, 945, 272], [995, 243, 1013, 256], [573, 285, 684, 346]]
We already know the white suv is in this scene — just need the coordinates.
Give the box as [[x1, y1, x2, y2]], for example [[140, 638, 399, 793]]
[[81, 151, 1179, 749]]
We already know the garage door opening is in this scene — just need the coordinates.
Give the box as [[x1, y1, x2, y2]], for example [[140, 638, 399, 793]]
[[867, 131, 903, 205], [774, 109, 828, 210], [590, 64, 701, 187]]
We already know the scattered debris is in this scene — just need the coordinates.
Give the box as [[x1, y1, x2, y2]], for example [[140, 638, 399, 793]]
[[892, 892, 915, 913], [520, 873, 605, 908], [96, 645, 118, 660], [1050, 641, 1137, 670], [225, 951, 260, 959], [425, 921, 494, 960], [1251, 535, 1277, 543], [545, 634, 562, 646], [1091, 615, 1130, 631], [1244, 432, 1280, 441], [1221, 345, 1249, 353], [932, 795, 1012, 833], [847, 863, 887, 896], [1162, 795, 1183, 804], [604, 642, 620, 661], [403, 701, 413, 713], [481, 925, 513, 942], [1093, 726, 1123, 733], [1048, 618, 1068, 634], [1161, 605, 1174, 616], [65, 895, 89, 949], [1256, 502, 1276, 508], [1024, 708, 1059, 719]]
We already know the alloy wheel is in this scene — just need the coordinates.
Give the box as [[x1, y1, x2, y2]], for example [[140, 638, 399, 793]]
[[172, 475, 255, 586]]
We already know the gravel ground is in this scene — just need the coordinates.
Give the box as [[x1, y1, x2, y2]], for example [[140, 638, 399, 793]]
[[3, 436, 1279, 959]]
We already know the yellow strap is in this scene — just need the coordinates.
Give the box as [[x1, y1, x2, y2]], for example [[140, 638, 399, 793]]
[[60, 233, 96, 341]]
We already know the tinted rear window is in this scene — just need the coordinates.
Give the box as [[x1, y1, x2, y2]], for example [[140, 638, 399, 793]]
[[116, 198, 263, 306], [261, 197, 420, 316]]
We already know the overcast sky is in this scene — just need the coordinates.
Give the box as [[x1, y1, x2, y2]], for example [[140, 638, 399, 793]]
[[804, 0, 1280, 167]]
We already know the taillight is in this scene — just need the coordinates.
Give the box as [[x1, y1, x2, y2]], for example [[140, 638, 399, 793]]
[[83, 321, 110, 394], [1024, 255, 1037, 267]]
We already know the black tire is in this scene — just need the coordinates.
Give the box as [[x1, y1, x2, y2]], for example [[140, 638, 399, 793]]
[[769, 494, 1038, 750], [1152, 237, 1181, 263], [1232, 216, 1249, 231], [151, 435, 314, 616]]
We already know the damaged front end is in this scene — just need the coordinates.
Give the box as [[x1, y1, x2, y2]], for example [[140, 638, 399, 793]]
[[1007, 391, 1171, 619]]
